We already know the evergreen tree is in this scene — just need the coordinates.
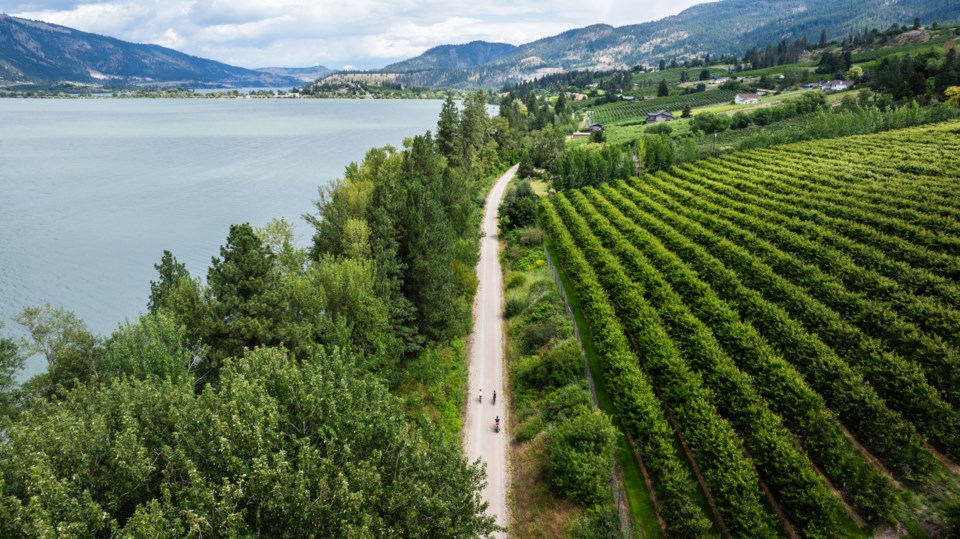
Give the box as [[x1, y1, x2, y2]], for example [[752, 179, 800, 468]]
[[436, 96, 461, 166], [396, 135, 465, 342], [459, 90, 491, 176], [554, 91, 567, 116], [819, 29, 828, 49], [657, 79, 670, 97], [205, 223, 283, 369], [367, 205, 423, 356], [148, 250, 189, 313]]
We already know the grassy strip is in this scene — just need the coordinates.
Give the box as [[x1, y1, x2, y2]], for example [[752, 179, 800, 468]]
[[544, 239, 663, 539]]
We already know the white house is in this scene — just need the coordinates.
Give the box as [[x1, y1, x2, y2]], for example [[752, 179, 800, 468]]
[[735, 93, 760, 105], [824, 80, 855, 91]]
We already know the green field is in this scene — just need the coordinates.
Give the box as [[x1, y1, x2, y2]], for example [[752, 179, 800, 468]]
[[589, 90, 737, 125], [631, 66, 730, 86], [542, 122, 960, 537]]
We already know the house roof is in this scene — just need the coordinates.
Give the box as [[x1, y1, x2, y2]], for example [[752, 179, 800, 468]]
[[647, 110, 673, 116], [736, 93, 760, 99]]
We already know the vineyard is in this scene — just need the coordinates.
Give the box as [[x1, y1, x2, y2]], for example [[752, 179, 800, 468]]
[[589, 90, 737, 125], [540, 121, 960, 537]]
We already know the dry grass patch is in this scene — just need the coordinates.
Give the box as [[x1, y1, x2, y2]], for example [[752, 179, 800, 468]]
[[509, 431, 584, 538]]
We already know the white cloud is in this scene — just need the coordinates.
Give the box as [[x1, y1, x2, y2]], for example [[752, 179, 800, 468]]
[[9, 0, 708, 68]]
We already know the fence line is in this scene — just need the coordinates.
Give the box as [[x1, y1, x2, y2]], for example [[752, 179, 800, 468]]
[[543, 244, 636, 538]]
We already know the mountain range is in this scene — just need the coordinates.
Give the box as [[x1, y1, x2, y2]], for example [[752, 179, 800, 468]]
[[4, 0, 960, 90], [382, 41, 518, 72], [358, 0, 960, 88], [254, 65, 334, 83], [0, 14, 303, 88]]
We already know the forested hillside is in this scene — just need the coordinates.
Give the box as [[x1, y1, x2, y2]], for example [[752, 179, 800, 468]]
[[383, 41, 518, 72]]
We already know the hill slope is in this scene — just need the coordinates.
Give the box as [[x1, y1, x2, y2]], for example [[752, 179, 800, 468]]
[[369, 0, 960, 88], [382, 41, 517, 72], [0, 14, 300, 87], [254, 65, 333, 83]]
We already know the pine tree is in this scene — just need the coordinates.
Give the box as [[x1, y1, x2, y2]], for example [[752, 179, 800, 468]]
[[148, 250, 189, 313], [395, 135, 464, 342], [554, 91, 567, 116], [657, 79, 669, 97], [205, 223, 283, 368], [436, 96, 460, 166], [459, 91, 491, 177]]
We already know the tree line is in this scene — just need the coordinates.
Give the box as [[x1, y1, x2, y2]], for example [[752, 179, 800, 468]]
[[0, 90, 543, 537]]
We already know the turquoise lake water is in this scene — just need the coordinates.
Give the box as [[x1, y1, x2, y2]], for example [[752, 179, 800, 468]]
[[0, 98, 444, 378]]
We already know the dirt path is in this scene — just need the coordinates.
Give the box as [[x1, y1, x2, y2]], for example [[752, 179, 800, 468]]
[[464, 165, 517, 538]]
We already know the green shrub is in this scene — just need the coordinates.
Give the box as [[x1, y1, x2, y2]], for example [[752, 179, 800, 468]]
[[520, 227, 545, 246], [646, 122, 673, 136], [513, 247, 546, 271], [568, 507, 622, 538], [526, 279, 559, 307], [521, 317, 563, 353], [500, 196, 538, 231], [546, 409, 617, 506], [513, 340, 584, 392], [538, 339, 585, 389], [544, 384, 593, 421], [512, 354, 540, 386], [514, 414, 545, 442], [506, 273, 526, 290], [505, 297, 528, 319]]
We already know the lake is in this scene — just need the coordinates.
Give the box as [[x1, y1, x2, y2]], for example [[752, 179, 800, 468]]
[[0, 98, 445, 379]]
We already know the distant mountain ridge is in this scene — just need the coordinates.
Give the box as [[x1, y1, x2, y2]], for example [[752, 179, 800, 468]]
[[0, 14, 302, 87], [4, 0, 959, 91], [382, 41, 517, 72], [356, 0, 960, 88], [255, 65, 334, 83]]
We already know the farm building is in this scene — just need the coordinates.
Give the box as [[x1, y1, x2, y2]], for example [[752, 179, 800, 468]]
[[735, 93, 760, 105], [646, 110, 675, 124], [824, 80, 855, 91]]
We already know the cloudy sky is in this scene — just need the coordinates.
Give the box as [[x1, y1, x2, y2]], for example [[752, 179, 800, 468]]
[[7, 0, 709, 69]]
